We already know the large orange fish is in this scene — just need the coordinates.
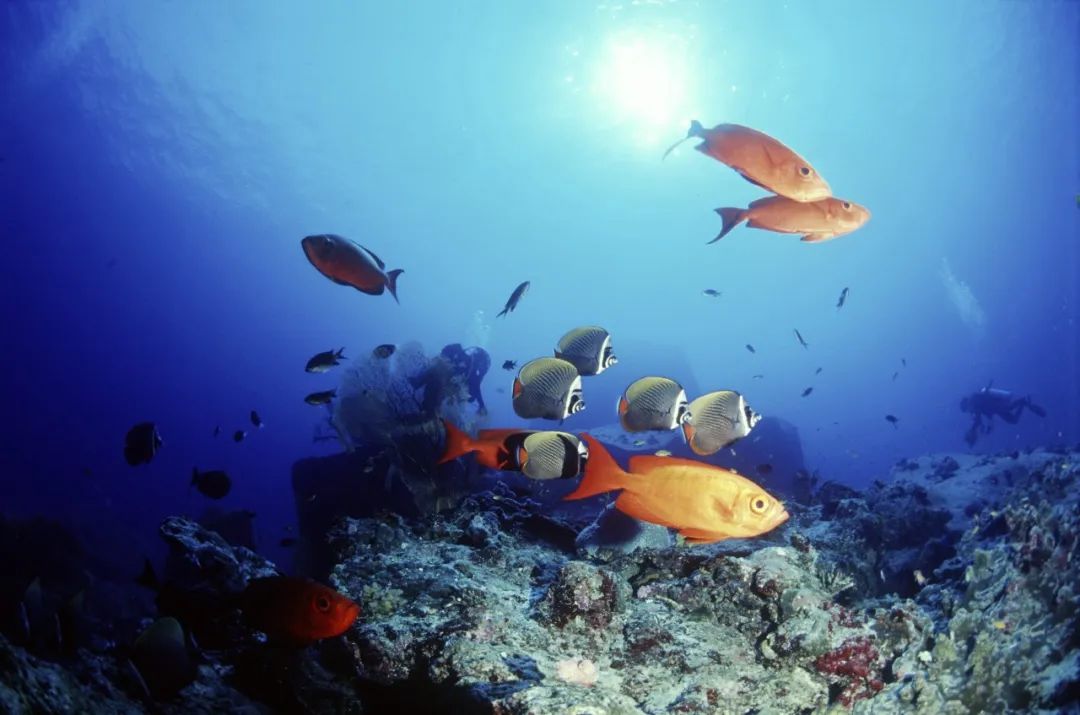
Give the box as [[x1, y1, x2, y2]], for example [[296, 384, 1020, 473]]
[[565, 435, 789, 544], [301, 234, 403, 302], [438, 419, 532, 469], [665, 120, 832, 203], [239, 576, 359, 646], [711, 195, 871, 244]]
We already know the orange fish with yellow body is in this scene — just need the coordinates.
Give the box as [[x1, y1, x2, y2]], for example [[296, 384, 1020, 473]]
[[664, 120, 832, 203], [564, 435, 789, 544], [711, 195, 871, 244]]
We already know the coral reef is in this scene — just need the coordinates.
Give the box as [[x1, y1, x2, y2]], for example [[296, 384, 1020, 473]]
[[1, 448, 1078, 713]]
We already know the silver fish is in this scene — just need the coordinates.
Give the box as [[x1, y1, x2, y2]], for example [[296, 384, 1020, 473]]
[[512, 358, 584, 420], [555, 326, 617, 376], [682, 390, 761, 456], [618, 377, 689, 432]]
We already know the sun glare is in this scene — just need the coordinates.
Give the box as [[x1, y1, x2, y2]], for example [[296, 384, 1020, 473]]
[[591, 30, 695, 147]]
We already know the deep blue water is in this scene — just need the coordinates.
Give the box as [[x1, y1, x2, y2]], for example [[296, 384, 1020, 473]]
[[2, 1, 1077, 567]]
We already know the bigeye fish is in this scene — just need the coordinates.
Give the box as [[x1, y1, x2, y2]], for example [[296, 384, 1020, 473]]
[[711, 196, 871, 244], [682, 390, 761, 456], [554, 326, 617, 376], [124, 422, 162, 466], [512, 358, 585, 421], [301, 234, 403, 303], [306, 348, 346, 374], [664, 120, 831, 203], [497, 281, 530, 317], [305, 389, 336, 406], [238, 576, 359, 647], [514, 431, 588, 480], [565, 435, 789, 544], [618, 377, 690, 433]]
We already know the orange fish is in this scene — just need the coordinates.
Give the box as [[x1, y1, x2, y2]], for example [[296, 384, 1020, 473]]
[[239, 576, 359, 646], [665, 120, 832, 203], [711, 195, 871, 244], [438, 419, 532, 469], [301, 234, 403, 302], [564, 434, 789, 544]]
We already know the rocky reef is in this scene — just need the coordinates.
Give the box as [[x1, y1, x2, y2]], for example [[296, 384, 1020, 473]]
[[1, 447, 1078, 713]]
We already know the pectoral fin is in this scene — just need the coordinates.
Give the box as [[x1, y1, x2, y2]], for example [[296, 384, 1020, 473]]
[[677, 527, 732, 544], [800, 233, 839, 244], [614, 492, 678, 529]]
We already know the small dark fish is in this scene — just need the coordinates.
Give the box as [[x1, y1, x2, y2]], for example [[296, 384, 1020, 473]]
[[836, 287, 849, 309], [891, 371, 898, 381], [306, 348, 346, 374], [745, 344, 756, 354], [497, 281, 530, 317], [279, 537, 298, 548], [801, 387, 813, 397], [703, 289, 722, 298], [124, 422, 162, 466], [502, 360, 517, 371], [305, 390, 336, 406], [372, 344, 396, 359], [755, 463, 773, 475], [250, 410, 263, 429], [233, 430, 247, 443], [815, 367, 823, 375], [212, 426, 220, 438], [885, 415, 899, 428], [794, 329, 809, 349], [191, 468, 231, 499], [752, 374, 764, 379], [901, 358, 907, 367]]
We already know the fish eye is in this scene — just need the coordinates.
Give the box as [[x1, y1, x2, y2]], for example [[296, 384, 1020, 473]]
[[750, 496, 768, 514], [315, 595, 331, 612], [842, 201, 852, 210], [799, 166, 811, 177]]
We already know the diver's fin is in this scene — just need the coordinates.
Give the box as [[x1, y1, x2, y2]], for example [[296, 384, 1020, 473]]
[[1026, 401, 1047, 417]]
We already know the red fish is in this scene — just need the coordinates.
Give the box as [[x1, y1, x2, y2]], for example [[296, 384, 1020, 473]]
[[665, 121, 832, 203], [239, 577, 358, 646], [438, 420, 531, 469], [711, 195, 871, 244], [301, 234, 403, 302]]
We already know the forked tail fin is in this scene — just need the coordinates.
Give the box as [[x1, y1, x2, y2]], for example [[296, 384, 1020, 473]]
[[564, 434, 629, 500]]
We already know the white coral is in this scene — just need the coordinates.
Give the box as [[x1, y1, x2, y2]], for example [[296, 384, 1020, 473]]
[[555, 658, 599, 687]]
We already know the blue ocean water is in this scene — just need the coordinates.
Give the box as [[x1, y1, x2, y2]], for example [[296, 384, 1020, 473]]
[[1, 1, 1077, 568]]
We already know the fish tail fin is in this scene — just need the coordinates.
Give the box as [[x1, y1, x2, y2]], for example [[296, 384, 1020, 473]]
[[386, 269, 404, 304], [438, 419, 476, 465], [336, 348, 346, 359], [662, 120, 704, 160], [496, 307, 509, 318], [564, 434, 628, 500], [709, 208, 745, 243], [135, 558, 159, 591]]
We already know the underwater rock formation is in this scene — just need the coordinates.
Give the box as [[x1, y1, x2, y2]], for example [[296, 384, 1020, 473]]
[[2, 448, 1078, 713]]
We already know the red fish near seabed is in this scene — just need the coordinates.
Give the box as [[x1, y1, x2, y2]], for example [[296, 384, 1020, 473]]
[[239, 577, 359, 646]]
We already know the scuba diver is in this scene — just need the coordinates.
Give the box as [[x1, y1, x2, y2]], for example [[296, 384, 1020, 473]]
[[439, 343, 491, 414], [960, 383, 1046, 446]]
